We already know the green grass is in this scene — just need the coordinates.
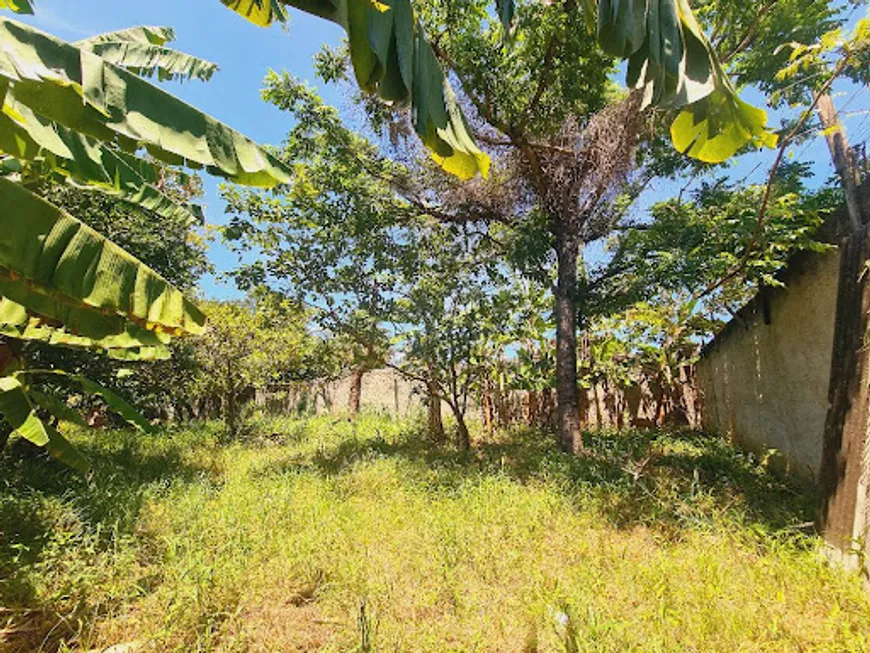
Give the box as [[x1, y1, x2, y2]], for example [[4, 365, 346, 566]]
[[2, 413, 869, 652]]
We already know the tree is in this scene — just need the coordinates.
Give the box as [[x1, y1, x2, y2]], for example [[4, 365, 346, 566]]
[[389, 224, 513, 449], [215, 0, 823, 452], [223, 74, 531, 442], [0, 11, 289, 468], [602, 165, 837, 317], [768, 13, 870, 230], [222, 73, 401, 417], [191, 297, 313, 438]]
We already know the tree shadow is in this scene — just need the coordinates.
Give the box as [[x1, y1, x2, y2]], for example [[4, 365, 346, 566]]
[[262, 423, 816, 537], [0, 419, 819, 651], [0, 428, 219, 652]]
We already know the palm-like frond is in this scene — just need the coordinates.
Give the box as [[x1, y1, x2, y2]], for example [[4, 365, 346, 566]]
[[77, 26, 219, 82], [221, 0, 490, 180], [0, 178, 206, 337], [0, 93, 203, 225], [0, 0, 33, 14], [220, 0, 287, 27], [0, 297, 171, 360], [0, 17, 291, 188], [221, 0, 774, 168]]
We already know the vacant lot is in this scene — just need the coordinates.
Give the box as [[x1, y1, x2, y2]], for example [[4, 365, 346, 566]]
[[2, 415, 869, 652]]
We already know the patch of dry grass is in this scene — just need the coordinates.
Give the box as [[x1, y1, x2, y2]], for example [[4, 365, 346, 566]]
[[2, 414, 869, 651]]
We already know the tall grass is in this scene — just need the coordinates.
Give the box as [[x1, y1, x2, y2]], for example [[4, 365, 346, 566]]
[[1, 414, 868, 651]]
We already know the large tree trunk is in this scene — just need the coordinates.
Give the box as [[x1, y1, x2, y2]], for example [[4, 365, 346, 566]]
[[554, 226, 585, 454], [818, 93, 864, 230], [348, 368, 365, 416]]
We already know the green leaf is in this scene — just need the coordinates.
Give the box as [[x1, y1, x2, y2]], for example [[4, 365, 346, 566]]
[[429, 80, 491, 181], [412, 31, 489, 180], [76, 25, 176, 48], [220, 0, 288, 26], [596, 0, 776, 161], [0, 283, 176, 349], [0, 0, 33, 14], [17, 369, 154, 433], [0, 98, 203, 225], [0, 17, 292, 188], [75, 376, 153, 433], [0, 375, 48, 445], [495, 0, 515, 35], [29, 389, 88, 427], [0, 297, 172, 360], [105, 346, 171, 361], [0, 373, 91, 472], [227, 0, 490, 180], [44, 423, 91, 473], [77, 27, 219, 82], [598, 0, 649, 59], [0, 178, 206, 339], [670, 85, 778, 163]]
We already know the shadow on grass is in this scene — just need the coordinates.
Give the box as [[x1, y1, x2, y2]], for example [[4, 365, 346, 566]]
[[0, 427, 220, 651], [0, 418, 818, 651], [268, 423, 817, 536]]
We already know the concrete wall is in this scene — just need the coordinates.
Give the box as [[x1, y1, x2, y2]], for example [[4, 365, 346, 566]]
[[696, 249, 842, 477], [258, 368, 426, 417]]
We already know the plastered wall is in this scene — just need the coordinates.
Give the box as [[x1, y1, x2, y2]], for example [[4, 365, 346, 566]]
[[258, 368, 426, 416], [696, 249, 842, 477]]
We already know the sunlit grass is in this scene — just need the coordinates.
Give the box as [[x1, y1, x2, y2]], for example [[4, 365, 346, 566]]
[[2, 413, 868, 651]]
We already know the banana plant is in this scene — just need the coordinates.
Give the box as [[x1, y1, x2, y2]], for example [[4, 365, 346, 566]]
[[0, 10, 292, 470], [218, 0, 774, 171], [0, 366, 155, 472], [223, 0, 491, 180], [75, 26, 219, 82], [599, 0, 777, 161]]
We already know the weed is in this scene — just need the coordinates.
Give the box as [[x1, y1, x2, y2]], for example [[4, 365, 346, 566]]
[[1, 415, 868, 651]]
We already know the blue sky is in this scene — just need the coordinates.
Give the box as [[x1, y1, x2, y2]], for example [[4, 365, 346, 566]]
[[13, 1, 870, 299]]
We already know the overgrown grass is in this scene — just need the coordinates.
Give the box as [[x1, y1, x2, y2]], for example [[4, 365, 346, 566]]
[[2, 413, 869, 651]]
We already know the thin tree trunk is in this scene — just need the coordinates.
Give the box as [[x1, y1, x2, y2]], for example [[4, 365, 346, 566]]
[[554, 226, 585, 454], [348, 368, 365, 416], [425, 360, 445, 442], [226, 389, 237, 439], [494, 378, 509, 427], [451, 403, 471, 451], [525, 390, 536, 425], [224, 358, 238, 438], [481, 378, 494, 433], [818, 93, 864, 230], [427, 387, 444, 443]]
